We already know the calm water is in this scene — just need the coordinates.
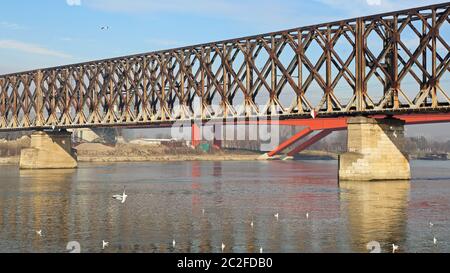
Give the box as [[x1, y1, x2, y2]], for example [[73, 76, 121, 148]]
[[0, 160, 450, 253]]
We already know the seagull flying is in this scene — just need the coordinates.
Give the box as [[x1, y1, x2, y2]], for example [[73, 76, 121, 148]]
[[112, 188, 128, 204], [392, 244, 399, 253], [102, 240, 109, 250], [274, 213, 279, 221], [36, 230, 43, 237]]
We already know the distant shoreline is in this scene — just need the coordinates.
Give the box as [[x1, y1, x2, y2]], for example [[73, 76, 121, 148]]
[[1, 155, 449, 166], [1, 139, 449, 165]]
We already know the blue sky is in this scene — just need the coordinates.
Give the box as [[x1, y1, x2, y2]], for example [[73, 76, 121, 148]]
[[0, 0, 444, 74]]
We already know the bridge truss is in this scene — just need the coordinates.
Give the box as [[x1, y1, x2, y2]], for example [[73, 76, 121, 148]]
[[1, 2, 450, 131]]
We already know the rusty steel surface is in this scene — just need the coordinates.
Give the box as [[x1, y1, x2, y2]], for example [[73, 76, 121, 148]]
[[1, 2, 450, 132]]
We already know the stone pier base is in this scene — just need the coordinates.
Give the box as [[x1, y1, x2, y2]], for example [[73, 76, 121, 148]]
[[20, 131, 77, 169], [339, 117, 410, 181]]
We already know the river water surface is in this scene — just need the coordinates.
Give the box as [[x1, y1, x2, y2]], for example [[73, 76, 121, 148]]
[[0, 160, 449, 253]]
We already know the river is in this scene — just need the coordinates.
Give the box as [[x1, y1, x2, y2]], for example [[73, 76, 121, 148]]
[[0, 160, 449, 253]]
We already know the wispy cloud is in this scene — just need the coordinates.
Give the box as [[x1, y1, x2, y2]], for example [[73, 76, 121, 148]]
[[66, 0, 82, 6], [0, 21, 26, 30], [0, 40, 72, 59]]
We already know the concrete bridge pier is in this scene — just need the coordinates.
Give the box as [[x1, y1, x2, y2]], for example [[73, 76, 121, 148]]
[[20, 130, 77, 169], [339, 116, 411, 181]]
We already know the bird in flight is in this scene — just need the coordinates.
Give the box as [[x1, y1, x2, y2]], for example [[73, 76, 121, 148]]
[[112, 187, 128, 204], [392, 244, 399, 253], [102, 240, 109, 250], [101, 26, 110, 31], [36, 230, 43, 237], [274, 213, 279, 221]]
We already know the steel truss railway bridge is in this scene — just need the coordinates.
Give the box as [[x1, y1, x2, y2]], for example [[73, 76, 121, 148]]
[[1, 2, 450, 180]]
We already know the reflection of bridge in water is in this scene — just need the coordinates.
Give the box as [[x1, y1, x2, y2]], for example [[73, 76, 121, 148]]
[[339, 181, 410, 252], [1, 3, 450, 180]]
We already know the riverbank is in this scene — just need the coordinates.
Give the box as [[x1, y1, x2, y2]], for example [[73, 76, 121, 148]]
[[0, 156, 19, 165], [2, 138, 449, 164], [75, 143, 262, 163]]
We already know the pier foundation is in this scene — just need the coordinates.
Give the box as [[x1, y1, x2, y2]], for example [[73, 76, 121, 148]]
[[339, 117, 410, 181], [20, 130, 77, 169]]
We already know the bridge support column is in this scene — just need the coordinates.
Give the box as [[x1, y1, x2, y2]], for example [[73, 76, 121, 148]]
[[213, 124, 222, 149], [20, 130, 77, 169], [191, 123, 201, 148], [339, 117, 410, 181]]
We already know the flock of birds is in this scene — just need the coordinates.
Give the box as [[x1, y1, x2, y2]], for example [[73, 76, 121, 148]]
[[32, 187, 310, 253], [32, 188, 441, 253], [390, 221, 438, 253]]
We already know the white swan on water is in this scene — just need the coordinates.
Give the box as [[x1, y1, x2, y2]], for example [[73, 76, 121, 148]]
[[113, 188, 127, 204]]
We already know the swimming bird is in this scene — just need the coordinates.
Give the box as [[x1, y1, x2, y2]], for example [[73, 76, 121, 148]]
[[102, 240, 109, 250], [36, 230, 43, 237], [392, 244, 399, 253], [173, 239, 176, 248], [434, 237, 437, 245], [112, 188, 127, 204], [274, 213, 279, 221], [260, 247, 263, 254], [221, 242, 226, 252]]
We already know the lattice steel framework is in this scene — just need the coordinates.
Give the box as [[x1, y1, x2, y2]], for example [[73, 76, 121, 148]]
[[1, 2, 450, 131]]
